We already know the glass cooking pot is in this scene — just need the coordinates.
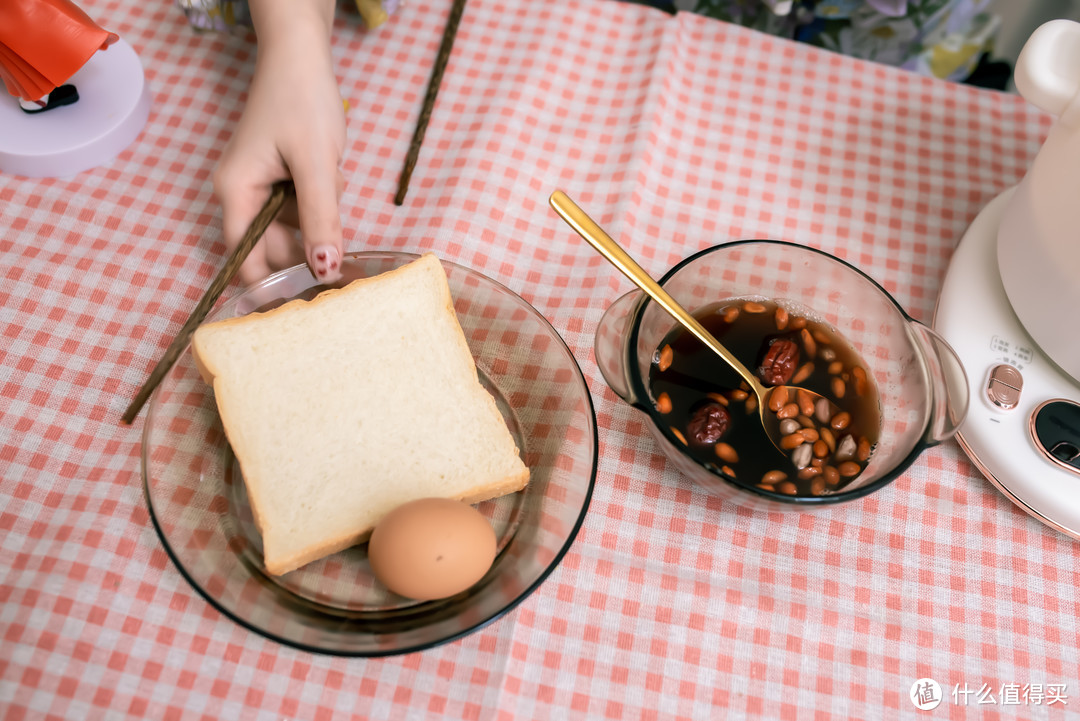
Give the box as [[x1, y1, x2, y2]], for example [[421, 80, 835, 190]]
[[594, 241, 969, 508]]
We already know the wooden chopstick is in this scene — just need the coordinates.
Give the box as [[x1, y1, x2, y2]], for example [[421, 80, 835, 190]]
[[121, 181, 295, 425], [394, 0, 468, 206]]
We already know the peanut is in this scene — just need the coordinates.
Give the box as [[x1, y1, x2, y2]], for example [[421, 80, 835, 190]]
[[657, 392, 672, 414], [781, 433, 806, 450], [768, 386, 789, 412], [775, 307, 789, 330], [801, 328, 817, 358], [792, 362, 814, 384], [820, 427, 837, 452], [836, 434, 857, 461], [838, 461, 861, 477], [852, 366, 868, 396], [715, 442, 739, 464], [815, 397, 832, 423], [792, 443, 813, 469], [762, 470, 788, 484], [780, 418, 801, 435], [777, 403, 800, 419], [830, 411, 851, 431], [658, 344, 674, 372]]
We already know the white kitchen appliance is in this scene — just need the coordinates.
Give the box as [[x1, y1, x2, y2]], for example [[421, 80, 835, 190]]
[[935, 20, 1080, 537]]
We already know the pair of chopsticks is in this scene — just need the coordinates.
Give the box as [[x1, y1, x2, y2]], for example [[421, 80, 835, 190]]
[[121, 181, 295, 425]]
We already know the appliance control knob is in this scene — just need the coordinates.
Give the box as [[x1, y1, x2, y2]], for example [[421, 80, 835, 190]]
[[1030, 400, 1080, 476], [1050, 441, 1080, 463], [986, 364, 1023, 410]]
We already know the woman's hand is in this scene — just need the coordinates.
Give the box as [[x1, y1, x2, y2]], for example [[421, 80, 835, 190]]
[[213, 0, 345, 285]]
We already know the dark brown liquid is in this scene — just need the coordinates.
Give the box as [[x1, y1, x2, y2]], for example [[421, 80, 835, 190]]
[[648, 299, 881, 497]]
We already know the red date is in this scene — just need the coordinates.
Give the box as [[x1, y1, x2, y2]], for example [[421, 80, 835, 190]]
[[686, 402, 731, 445], [758, 338, 800, 386]]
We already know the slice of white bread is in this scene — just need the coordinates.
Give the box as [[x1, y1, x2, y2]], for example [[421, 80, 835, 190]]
[[191, 253, 530, 575]]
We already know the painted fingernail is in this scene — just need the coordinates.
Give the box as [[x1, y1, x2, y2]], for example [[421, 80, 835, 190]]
[[311, 245, 340, 280]]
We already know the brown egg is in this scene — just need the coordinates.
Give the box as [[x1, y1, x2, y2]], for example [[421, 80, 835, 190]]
[[367, 497, 497, 601]]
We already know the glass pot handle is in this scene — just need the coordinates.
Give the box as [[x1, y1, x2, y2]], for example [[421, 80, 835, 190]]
[[594, 290, 644, 408], [909, 320, 971, 445]]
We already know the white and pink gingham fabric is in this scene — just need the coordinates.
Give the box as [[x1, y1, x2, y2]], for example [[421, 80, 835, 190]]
[[1, 0, 1072, 718]]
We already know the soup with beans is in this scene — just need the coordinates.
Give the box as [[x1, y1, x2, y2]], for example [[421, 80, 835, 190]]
[[647, 298, 881, 497]]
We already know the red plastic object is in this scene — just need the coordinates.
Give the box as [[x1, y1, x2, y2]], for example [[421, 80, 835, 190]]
[[0, 0, 118, 102]]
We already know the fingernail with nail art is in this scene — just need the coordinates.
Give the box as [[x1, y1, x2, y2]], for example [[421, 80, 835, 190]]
[[311, 245, 341, 280]]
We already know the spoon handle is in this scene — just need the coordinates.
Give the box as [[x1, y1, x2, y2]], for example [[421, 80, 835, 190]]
[[549, 190, 759, 390]]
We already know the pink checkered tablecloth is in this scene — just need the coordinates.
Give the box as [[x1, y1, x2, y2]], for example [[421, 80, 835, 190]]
[[2, 0, 1073, 718]]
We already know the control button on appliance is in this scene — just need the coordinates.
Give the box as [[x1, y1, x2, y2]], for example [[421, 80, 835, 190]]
[[1050, 441, 1080, 462], [986, 363, 1023, 410], [1030, 400, 1080, 476]]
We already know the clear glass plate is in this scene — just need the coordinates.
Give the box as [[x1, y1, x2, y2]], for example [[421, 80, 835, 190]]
[[141, 252, 597, 656]]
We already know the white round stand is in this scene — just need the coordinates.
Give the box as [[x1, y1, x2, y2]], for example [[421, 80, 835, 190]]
[[0, 37, 151, 178], [934, 188, 1080, 539]]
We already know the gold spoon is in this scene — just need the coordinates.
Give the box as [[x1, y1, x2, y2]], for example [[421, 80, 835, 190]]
[[549, 190, 837, 457]]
